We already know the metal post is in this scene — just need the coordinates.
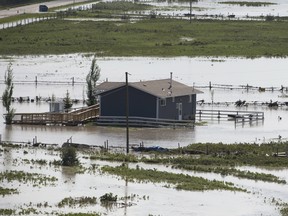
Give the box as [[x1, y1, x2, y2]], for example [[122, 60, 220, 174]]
[[126, 72, 129, 154]]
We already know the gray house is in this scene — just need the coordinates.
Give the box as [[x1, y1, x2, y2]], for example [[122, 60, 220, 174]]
[[95, 77, 202, 124]]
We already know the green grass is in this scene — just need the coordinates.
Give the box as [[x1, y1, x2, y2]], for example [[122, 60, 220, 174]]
[[0, 18, 288, 57], [101, 163, 244, 191], [0, 186, 18, 196], [57, 197, 97, 208], [91, 142, 288, 184], [0, 209, 15, 215], [174, 164, 286, 184], [0, 170, 57, 186], [0, 13, 53, 24]]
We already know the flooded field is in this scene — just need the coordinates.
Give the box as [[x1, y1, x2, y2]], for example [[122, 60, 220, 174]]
[[1, 55, 288, 147], [1, 1, 288, 214], [1, 55, 288, 215], [1, 145, 288, 216]]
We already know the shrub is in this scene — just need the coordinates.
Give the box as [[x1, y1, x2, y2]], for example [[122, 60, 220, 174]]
[[61, 147, 79, 166]]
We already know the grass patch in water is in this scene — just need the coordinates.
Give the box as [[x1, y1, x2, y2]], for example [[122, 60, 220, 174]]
[[101, 163, 245, 192], [0, 170, 57, 186], [0, 209, 15, 215], [174, 164, 286, 184], [57, 196, 97, 208], [0, 186, 18, 196], [90, 152, 138, 162]]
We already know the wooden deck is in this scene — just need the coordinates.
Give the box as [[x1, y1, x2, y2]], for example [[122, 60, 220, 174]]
[[10, 104, 99, 126]]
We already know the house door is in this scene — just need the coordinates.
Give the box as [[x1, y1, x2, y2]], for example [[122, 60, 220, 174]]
[[177, 103, 182, 120]]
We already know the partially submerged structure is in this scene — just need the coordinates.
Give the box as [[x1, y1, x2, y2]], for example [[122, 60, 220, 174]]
[[95, 76, 202, 127]]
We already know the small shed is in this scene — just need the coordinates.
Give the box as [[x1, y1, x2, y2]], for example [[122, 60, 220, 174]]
[[95, 77, 202, 123], [49, 101, 64, 113]]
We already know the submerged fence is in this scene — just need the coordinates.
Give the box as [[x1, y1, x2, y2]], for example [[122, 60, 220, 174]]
[[196, 109, 264, 123]]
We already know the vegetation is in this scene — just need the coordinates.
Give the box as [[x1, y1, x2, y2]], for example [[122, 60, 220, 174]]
[[174, 164, 286, 184], [90, 142, 288, 184], [219, 1, 276, 7], [63, 90, 73, 111], [2, 62, 15, 124], [61, 147, 79, 166], [90, 152, 138, 162], [281, 205, 288, 216], [100, 193, 117, 203], [0, 13, 53, 25], [0, 170, 57, 186], [0, 18, 288, 57], [0, 209, 15, 215], [101, 164, 244, 191], [86, 56, 100, 106], [57, 196, 97, 208], [0, 186, 18, 196]]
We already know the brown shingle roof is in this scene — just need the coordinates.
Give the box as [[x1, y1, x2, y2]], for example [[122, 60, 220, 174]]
[[96, 79, 202, 98]]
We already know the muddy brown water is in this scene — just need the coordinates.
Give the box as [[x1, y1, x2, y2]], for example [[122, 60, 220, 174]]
[[1, 55, 288, 215], [1, 55, 288, 147]]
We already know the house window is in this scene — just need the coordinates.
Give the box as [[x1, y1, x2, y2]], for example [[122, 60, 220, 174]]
[[160, 99, 166, 106], [189, 95, 192, 103]]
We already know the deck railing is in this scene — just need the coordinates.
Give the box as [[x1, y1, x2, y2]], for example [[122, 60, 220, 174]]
[[96, 116, 195, 128], [10, 104, 99, 125]]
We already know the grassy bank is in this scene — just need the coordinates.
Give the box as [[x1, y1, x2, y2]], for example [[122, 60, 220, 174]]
[[0, 18, 288, 57]]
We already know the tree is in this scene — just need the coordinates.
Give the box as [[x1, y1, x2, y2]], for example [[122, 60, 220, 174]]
[[61, 147, 79, 166], [86, 56, 100, 106], [2, 62, 15, 124], [63, 90, 73, 112]]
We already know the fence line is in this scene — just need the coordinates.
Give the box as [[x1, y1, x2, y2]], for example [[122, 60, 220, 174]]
[[195, 81, 288, 92], [0, 14, 57, 30]]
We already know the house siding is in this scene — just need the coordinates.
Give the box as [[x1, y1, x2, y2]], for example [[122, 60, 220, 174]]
[[100, 86, 157, 118], [158, 95, 196, 120]]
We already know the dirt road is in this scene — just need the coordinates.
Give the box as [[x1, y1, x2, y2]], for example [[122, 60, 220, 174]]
[[0, 0, 90, 19]]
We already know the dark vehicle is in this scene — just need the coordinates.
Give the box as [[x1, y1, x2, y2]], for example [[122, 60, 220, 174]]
[[39, 5, 48, 12]]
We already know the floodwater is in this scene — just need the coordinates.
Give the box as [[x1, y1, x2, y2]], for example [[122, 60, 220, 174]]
[[140, 0, 288, 19], [1, 146, 287, 215], [1, 55, 288, 147]]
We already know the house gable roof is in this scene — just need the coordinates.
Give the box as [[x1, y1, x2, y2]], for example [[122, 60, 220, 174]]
[[95, 79, 202, 98]]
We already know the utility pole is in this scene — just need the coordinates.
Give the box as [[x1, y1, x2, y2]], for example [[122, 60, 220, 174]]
[[125, 72, 129, 154], [189, 0, 192, 23]]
